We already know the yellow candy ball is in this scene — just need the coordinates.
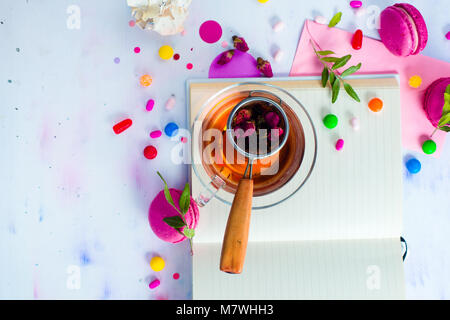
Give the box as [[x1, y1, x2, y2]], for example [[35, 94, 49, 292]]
[[408, 75, 422, 88], [150, 256, 165, 272], [258, 0, 270, 3], [158, 45, 174, 60], [140, 74, 152, 87]]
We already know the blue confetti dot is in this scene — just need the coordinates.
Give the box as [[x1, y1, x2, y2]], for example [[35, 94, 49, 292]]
[[164, 122, 179, 137], [406, 158, 421, 174], [80, 251, 91, 265]]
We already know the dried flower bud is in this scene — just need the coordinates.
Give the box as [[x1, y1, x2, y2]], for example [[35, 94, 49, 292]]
[[217, 49, 235, 65], [232, 35, 249, 52], [264, 112, 280, 128], [257, 57, 273, 77]]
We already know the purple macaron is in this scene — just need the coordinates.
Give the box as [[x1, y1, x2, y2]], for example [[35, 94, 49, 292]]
[[379, 3, 428, 56], [423, 77, 450, 128]]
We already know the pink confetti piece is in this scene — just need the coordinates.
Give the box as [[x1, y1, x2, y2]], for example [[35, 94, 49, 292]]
[[149, 279, 160, 289], [134, 47, 141, 53], [150, 130, 162, 139], [181, 137, 187, 143], [199, 20, 222, 44], [129, 20, 135, 27], [173, 273, 180, 280], [186, 63, 193, 70], [446, 31, 450, 40], [146, 99, 155, 111], [221, 41, 228, 48]]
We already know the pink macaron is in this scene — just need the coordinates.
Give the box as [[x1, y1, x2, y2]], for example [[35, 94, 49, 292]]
[[148, 188, 199, 243], [379, 3, 428, 56], [423, 77, 450, 128]]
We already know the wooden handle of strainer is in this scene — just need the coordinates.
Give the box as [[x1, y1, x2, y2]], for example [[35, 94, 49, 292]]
[[220, 178, 253, 274]]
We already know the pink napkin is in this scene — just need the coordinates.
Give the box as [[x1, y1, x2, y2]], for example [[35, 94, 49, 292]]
[[290, 20, 450, 157]]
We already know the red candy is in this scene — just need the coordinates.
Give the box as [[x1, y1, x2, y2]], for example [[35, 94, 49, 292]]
[[144, 145, 157, 159], [113, 119, 132, 134], [351, 29, 363, 50]]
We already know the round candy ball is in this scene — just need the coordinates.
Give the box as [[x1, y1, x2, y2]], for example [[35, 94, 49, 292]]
[[140, 75, 152, 87], [143, 145, 158, 159], [150, 256, 165, 272], [422, 139, 436, 155], [164, 122, 179, 137], [323, 114, 338, 129], [368, 98, 383, 112], [159, 45, 174, 60], [406, 158, 421, 174]]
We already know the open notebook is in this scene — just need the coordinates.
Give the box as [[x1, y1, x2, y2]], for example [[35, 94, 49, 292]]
[[188, 75, 405, 299]]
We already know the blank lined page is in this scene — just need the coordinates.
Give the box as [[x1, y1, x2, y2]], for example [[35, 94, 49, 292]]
[[193, 238, 405, 299]]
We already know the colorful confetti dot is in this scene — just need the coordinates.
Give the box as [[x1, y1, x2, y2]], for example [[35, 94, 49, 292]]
[[159, 45, 174, 60], [143, 145, 158, 160], [150, 256, 165, 271], [113, 57, 120, 64], [181, 137, 187, 143], [446, 31, 450, 40], [173, 273, 180, 280], [164, 122, 179, 137], [408, 75, 422, 88], [150, 130, 162, 139], [113, 119, 133, 134], [134, 46, 141, 53], [335, 139, 344, 151], [173, 53, 180, 60], [146, 99, 155, 111], [258, 0, 270, 3], [129, 20, 135, 27], [149, 279, 160, 290], [422, 139, 436, 155], [368, 98, 383, 112], [221, 41, 228, 48], [186, 63, 193, 70], [140, 74, 152, 87], [199, 20, 222, 44], [406, 158, 421, 174]]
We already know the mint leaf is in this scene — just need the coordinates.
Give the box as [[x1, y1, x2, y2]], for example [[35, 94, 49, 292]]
[[183, 228, 195, 239], [157, 171, 176, 207], [321, 57, 340, 63], [341, 63, 361, 78], [438, 125, 450, 132], [329, 72, 336, 87], [344, 83, 361, 102], [332, 78, 340, 103], [317, 50, 335, 56], [328, 12, 342, 28], [438, 113, 450, 128], [446, 84, 450, 95], [321, 67, 329, 88], [332, 55, 351, 70], [163, 216, 187, 229], [179, 183, 191, 215]]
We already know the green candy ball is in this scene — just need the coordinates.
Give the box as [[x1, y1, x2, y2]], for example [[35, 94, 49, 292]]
[[323, 114, 338, 129], [422, 139, 436, 155]]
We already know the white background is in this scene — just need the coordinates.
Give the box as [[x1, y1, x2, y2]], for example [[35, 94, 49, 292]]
[[0, 0, 449, 299]]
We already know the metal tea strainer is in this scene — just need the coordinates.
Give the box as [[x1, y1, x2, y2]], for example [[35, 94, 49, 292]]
[[220, 95, 290, 274]]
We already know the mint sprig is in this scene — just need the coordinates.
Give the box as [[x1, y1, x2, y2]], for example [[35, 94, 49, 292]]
[[157, 171, 195, 255], [311, 40, 361, 104], [431, 84, 450, 136]]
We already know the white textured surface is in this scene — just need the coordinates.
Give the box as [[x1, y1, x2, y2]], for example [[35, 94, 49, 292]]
[[0, 0, 449, 299]]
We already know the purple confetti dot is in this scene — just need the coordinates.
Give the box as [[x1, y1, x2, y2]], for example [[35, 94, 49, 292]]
[[114, 57, 120, 64]]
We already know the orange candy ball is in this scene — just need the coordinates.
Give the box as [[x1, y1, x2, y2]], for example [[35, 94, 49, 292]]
[[140, 74, 152, 87], [368, 98, 383, 112]]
